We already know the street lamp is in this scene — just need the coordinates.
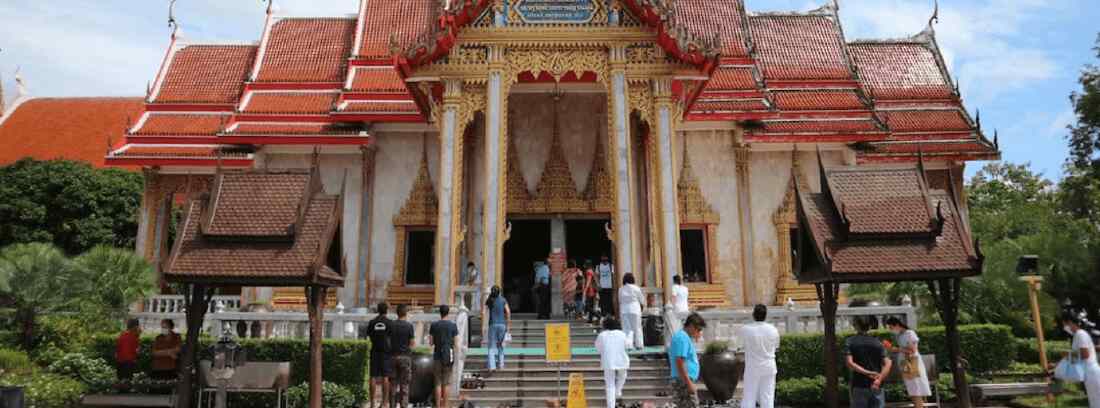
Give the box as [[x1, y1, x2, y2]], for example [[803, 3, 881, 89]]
[[1017, 255, 1052, 402], [209, 330, 247, 408]]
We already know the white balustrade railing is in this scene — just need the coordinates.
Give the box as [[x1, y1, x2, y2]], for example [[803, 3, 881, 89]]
[[454, 285, 482, 314], [663, 302, 918, 348], [141, 294, 242, 314]]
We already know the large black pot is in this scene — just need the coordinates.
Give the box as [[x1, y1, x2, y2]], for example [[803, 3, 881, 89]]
[[409, 353, 436, 404], [699, 351, 744, 403]]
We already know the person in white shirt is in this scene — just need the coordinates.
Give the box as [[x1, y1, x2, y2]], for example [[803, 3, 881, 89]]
[[618, 273, 645, 349], [1061, 311, 1100, 407], [736, 304, 780, 408], [597, 255, 615, 317], [671, 275, 690, 315], [595, 317, 631, 408]]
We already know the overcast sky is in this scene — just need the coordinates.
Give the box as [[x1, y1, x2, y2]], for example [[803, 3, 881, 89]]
[[1, 0, 1096, 181]]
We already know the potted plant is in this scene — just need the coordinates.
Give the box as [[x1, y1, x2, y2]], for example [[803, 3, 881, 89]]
[[409, 347, 436, 404], [699, 340, 744, 403]]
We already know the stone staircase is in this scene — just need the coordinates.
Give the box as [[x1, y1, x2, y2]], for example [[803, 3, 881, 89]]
[[457, 315, 674, 407]]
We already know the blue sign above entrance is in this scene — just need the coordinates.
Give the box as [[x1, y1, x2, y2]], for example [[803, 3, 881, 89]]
[[514, 0, 597, 24]]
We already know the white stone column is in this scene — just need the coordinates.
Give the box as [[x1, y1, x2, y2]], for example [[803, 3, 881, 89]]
[[482, 46, 506, 295], [609, 47, 637, 281], [735, 144, 755, 305], [435, 79, 462, 305], [653, 78, 682, 303]]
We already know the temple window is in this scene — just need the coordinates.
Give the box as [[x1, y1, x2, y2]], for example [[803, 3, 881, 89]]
[[679, 227, 709, 283], [403, 228, 435, 285]]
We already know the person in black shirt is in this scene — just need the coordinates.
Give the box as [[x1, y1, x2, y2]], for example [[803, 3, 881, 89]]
[[365, 302, 393, 408], [844, 315, 893, 408], [388, 304, 416, 408], [429, 305, 459, 408]]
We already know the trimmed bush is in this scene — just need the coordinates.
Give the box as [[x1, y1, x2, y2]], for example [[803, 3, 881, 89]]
[[775, 374, 967, 406], [1014, 337, 1071, 366], [47, 353, 116, 392], [0, 347, 32, 372], [0, 371, 88, 408], [286, 381, 357, 408], [776, 324, 1015, 380], [90, 336, 369, 399]]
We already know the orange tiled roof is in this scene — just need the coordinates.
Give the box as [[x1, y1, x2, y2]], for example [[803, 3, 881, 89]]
[[0, 97, 143, 168], [242, 92, 338, 115], [675, 0, 750, 59], [358, 0, 436, 58], [230, 123, 356, 135], [349, 68, 407, 93], [133, 113, 228, 135], [708, 66, 758, 90], [849, 41, 955, 101], [155, 45, 256, 104], [748, 13, 852, 81], [761, 119, 879, 133], [255, 18, 357, 83], [879, 109, 971, 133], [340, 100, 418, 113], [770, 90, 865, 111]]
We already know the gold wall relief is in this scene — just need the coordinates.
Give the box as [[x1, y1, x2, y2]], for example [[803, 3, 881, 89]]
[[391, 140, 439, 290], [628, 81, 653, 126], [677, 140, 720, 225], [773, 151, 819, 305], [528, 94, 588, 214], [582, 128, 614, 213], [504, 111, 532, 213], [504, 49, 608, 83]]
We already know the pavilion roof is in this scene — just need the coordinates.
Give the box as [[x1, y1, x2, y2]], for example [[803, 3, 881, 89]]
[[164, 168, 344, 287], [101, 0, 998, 169], [794, 159, 982, 283]]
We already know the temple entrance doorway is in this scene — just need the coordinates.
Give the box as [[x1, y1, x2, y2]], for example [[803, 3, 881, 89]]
[[564, 219, 612, 274], [502, 219, 551, 313]]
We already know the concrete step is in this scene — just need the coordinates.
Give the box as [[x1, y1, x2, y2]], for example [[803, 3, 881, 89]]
[[477, 374, 671, 388], [454, 396, 672, 407], [464, 366, 668, 377], [466, 360, 668, 371], [463, 384, 671, 399]]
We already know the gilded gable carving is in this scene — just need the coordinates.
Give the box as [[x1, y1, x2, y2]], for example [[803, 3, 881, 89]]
[[529, 96, 588, 213], [393, 141, 438, 226], [677, 141, 720, 224], [583, 129, 613, 213]]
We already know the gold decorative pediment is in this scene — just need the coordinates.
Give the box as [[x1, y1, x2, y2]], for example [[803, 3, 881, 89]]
[[678, 141, 720, 224], [583, 129, 613, 213], [505, 49, 608, 83], [393, 141, 438, 226], [505, 112, 532, 213], [529, 96, 588, 213]]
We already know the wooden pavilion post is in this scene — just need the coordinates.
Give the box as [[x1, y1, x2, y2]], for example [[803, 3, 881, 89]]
[[929, 277, 972, 408], [817, 281, 841, 408], [175, 283, 213, 408], [306, 285, 327, 408]]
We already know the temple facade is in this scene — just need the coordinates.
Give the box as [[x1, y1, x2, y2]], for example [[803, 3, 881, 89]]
[[107, 0, 998, 312]]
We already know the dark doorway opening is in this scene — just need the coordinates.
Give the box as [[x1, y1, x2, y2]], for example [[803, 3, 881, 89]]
[[502, 219, 551, 313], [565, 219, 613, 275], [680, 228, 708, 283]]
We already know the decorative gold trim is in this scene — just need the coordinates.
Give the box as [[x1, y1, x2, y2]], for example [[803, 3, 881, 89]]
[[583, 127, 614, 213], [528, 94, 589, 213], [628, 81, 653, 126], [504, 111, 531, 213], [677, 140, 720, 225], [774, 151, 819, 305], [394, 139, 439, 227]]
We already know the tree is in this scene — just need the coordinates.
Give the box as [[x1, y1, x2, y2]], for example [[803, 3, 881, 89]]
[[0, 243, 85, 348], [1061, 33, 1100, 223], [0, 159, 143, 255], [73, 245, 156, 322]]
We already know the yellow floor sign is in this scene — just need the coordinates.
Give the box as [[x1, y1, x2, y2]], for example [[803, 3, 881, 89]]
[[567, 372, 587, 408], [544, 323, 571, 362]]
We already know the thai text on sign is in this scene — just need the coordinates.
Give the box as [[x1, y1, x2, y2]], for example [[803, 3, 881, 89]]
[[567, 373, 587, 408], [514, 0, 597, 24], [544, 323, 572, 362]]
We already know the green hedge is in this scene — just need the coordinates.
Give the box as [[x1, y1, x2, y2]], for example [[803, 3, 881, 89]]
[[0, 371, 87, 408], [775, 374, 968, 406], [1014, 337, 1071, 366], [89, 336, 369, 400], [776, 324, 1015, 381]]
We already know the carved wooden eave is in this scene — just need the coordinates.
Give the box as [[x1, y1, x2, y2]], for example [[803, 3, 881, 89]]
[[393, 142, 438, 227], [677, 141, 720, 224], [583, 129, 613, 213]]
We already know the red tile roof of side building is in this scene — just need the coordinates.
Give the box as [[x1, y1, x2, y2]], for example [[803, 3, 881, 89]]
[[748, 12, 853, 81], [254, 18, 357, 83], [0, 97, 144, 168], [153, 45, 257, 104], [675, 0, 751, 59], [848, 41, 956, 101], [357, 0, 436, 58]]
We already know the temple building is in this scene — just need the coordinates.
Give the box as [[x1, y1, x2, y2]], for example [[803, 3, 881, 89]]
[[104, 0, 999, 313]]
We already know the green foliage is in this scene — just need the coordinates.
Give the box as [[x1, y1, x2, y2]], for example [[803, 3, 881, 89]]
[[0, 371, 88, 408], [47, 353, 116, 393], [33, 315, 116, 359], [704, 340, 730, 355], [0, 347, 32, 372], [0, 243, 85, 348], [286, 381, 357, 408], [1062, 33, 1100, 224], [0, 159, 143, 255], [775, 325, 1015, 381], [89, 336, 370, 401], [775, 376, 849, 406], [1014, 337, 1072, 366], [72, 245, 156, 321]]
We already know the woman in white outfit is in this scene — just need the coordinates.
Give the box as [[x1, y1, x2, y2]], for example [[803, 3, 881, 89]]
[[1060, 311, 1100, 407], [595, 317, 630, 408], [618, 273, 645, 349], [886, 317, 931, 408]]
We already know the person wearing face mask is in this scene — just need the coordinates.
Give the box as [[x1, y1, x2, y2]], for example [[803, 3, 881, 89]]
[[1060, 311, 1100, 407], [885, 317, 930, 408], [151, 319, 182, 381]]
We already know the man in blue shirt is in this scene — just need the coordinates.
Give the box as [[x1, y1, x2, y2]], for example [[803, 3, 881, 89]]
[[534, 259, 552, 319], [668, 312, 707, 408]]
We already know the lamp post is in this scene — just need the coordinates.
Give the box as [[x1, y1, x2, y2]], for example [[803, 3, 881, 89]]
[[1017, 255, 1052, 402], [209, 329, 245, 408]]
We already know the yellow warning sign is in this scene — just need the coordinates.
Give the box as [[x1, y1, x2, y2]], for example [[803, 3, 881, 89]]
[[567, 373, 587, 408], [545, 323, 571, 363]]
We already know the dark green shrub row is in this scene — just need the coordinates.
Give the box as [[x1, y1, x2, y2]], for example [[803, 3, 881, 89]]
[[286, 381, 357, 408], [775, 373, 968, 406], [0, 371, 87, 408], [775, 324, 1015, 380], [89, 336, 369, 401], [1014, 337, 1071, 366]]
